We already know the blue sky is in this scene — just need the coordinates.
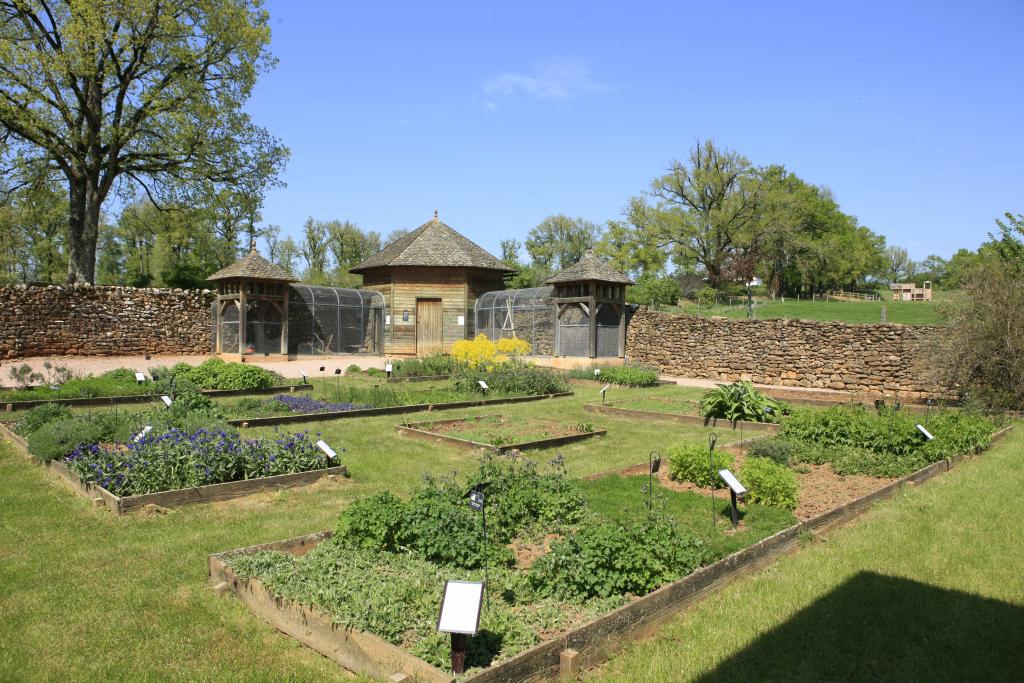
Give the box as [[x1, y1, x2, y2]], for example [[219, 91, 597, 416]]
[[248, 0, 1024, 262]]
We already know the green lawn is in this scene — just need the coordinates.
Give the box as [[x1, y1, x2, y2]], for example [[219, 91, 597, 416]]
[[665, 298, 945, 325], [589, 425, 1024, 682]]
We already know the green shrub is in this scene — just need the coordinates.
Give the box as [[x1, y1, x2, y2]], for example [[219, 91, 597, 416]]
[[667, 443, 733, 488], [452, 361, 569, 395], [27, 417, 109, 461], [167, 358, 278, 390], [699, 381, 788, 423], [15, 403, 71, 436], [528, 514, 704, 601], [746, 437, 799, 466], [741, 457, 798, 510], [336, 491, 407, 551], [781, 405, 996, 477]]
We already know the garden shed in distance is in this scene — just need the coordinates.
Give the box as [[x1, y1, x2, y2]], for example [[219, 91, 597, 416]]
[[350, 212, 514, 355], [544, 250, 634, 360]]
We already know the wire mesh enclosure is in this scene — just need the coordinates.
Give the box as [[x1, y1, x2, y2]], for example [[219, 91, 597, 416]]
[[288, 285, 385, 355], [474, 286, 555, 356]]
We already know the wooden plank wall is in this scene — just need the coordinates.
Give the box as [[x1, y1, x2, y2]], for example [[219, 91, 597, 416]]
[[362, 268, 505, 355]]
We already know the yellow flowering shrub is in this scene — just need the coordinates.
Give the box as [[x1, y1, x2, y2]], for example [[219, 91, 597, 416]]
[[495, 337, 531, 357], [451, 334, 499, 368]]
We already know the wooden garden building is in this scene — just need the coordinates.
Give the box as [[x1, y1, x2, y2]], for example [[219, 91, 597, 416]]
[[350, 212, 514, 355], [544, 251, 634, 359], [208, 249, 298, 360]]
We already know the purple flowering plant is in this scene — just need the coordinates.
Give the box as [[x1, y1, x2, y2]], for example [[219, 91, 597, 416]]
[[65, 428, 338, 497]]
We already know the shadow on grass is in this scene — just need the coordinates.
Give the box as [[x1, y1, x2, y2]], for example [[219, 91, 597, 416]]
[[697, 571, 1024, 682]]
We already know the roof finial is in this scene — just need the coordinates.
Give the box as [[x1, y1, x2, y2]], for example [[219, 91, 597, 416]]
[[433, 209, 439, 223]]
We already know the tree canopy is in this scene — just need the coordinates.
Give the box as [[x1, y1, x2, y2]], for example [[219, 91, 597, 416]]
[[0, 0, 286, 283]]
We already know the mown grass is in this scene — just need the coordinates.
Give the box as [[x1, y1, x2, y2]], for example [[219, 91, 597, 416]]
[[665, 298, 945, 325], [588, 425, 1024, 682]]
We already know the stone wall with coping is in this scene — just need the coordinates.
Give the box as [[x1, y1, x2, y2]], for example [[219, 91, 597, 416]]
[[0, 284, 214, 358], [625, 308, 947, 399]]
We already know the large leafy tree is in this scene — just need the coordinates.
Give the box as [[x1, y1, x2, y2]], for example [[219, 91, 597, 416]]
[[648, 140, 762, 287], [525, 214, 601, 273], [0, 0, 286, 283]]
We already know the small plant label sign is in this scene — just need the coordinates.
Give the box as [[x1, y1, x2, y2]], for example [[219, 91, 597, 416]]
[[316, 440, 337, 459], [718, 469, 747, 496], [134, 372, 146, 382], [160, 395, 173, 407], [437, 580, 484, 635], [133, 425, 153, 442]]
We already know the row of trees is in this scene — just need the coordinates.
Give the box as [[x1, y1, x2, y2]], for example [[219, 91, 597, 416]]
[[501, 141, 948, 305]]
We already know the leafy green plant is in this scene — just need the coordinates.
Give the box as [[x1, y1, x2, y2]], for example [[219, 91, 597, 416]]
[[667, 443, 733, 488], [746, 437, 800, 466], [528, 514, 704, 601], [741, 457, 798, 510], [14, 403, 71, 436], [452, 361, 569, 395], [699, 381, 788, 423]]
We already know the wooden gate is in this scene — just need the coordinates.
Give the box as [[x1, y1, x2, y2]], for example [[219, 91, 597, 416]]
[[415, 298, 443, 355]]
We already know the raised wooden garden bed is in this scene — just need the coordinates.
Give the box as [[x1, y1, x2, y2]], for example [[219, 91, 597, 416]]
[[228, 392, 574, 428], [2, 383, 314, 411], [396, 414, 606, 452], [0, 422, 348, 515], [208, 424, 1012, 682], [584, 398, 781, 433]]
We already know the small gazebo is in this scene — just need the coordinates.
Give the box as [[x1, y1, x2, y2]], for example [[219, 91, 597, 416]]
[[208, 249, 298, 360], [544, 251, 634, 358]]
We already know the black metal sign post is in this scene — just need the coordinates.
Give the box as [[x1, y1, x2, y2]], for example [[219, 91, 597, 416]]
[[646, 451, 661, 512], [708, 433, 718, 528], [469, 482, 491, 609]]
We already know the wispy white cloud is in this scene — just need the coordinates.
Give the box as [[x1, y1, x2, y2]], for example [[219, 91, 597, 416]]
[[482, 58, 607, 109]]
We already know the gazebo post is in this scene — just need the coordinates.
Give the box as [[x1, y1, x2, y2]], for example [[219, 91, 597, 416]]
[[238, 283, 247, 360], [588, 282, 597, 359]]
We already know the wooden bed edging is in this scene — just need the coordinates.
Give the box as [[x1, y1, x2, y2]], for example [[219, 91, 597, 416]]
[[584, 402, 781, 433], [228, 392, 575, 428], [2, 383, 313, 411], [207, 423, 1013, 683], [0, 422, 347, 515], [208, 530, 454, 683], [395, 415, 606, 452]]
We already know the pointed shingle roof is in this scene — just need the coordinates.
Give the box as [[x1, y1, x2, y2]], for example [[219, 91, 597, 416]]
[[543, 251, 635, 285], [349, 214, 514, 274], [208, 250, 298, 282]]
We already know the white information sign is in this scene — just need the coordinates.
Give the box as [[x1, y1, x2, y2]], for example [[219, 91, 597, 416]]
[[437, 580, 484, 635], [916, 424, 935, 441], [133, 425, 153, 442], [160, 395, 173, 407], [316, 440, 337, 459], [457, 315, 465, 326], [718, 469, 747, 496], [134, 372, 146, 382]]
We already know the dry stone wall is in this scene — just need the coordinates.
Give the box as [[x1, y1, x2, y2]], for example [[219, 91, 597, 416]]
[[0, 284, 214, 358], [625, 308, 947, 399]]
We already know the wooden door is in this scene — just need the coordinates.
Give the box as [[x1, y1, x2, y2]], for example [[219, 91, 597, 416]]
[[416, 298, 443, 355]]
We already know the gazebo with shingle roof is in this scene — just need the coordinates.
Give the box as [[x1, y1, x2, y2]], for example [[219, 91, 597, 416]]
[[208, 247, 298, 359], [351, 212, 513, 355], [543, 250, 634, 359]]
